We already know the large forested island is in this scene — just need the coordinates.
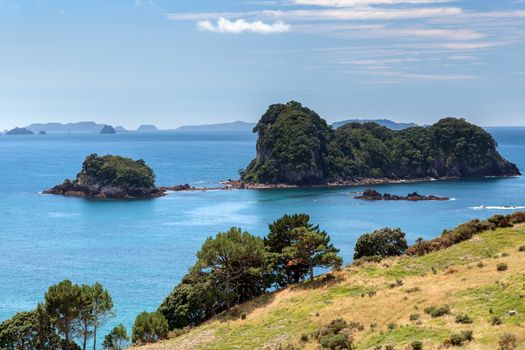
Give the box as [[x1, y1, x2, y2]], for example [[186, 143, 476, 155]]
[[44, 154, 164, 199], [240, 101, 520, 186]]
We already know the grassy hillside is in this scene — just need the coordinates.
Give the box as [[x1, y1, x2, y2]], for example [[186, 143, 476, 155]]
[[133, 224, 525, 350]]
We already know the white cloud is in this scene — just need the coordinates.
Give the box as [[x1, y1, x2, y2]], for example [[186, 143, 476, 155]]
[[197, 18, 291, 34], [276, 7, 463, 20], [293, 0, 454, 7], [368, 70, 475, 80]]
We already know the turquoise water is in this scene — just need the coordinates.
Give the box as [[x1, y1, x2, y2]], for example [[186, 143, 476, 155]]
[[1, 128, 524, 341]]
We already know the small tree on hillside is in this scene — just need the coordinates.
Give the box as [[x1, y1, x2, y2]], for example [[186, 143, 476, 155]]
[[44, 280, 83, 350], [353, 227, 408, 259], [102, 324, 128, 350], [196, 227, 268, 312], [265, 214, 322, 286], [90, 283, 114, 350], [283, 227, 342, 282]]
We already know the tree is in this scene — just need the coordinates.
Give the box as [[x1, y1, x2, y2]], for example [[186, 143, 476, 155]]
[[196, 227, 268, 312], [131, 312, 168, 344], [102, 324, 128, 350], [90, 283, 114, 350], [353, 227, 408, 259], [75, 283, 113, 350], [283, 227, 342, 282], [0, 305, 60, 350], [44, 280, 83, 350], [265, 214, 320, 286]]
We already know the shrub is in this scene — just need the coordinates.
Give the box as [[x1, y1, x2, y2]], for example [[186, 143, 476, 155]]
[[424, 305, 450, 318], [131, 311, 169, 344], [455, 314, 473, 324], [498, 333, 517, 350], [501, 252, 510, 257], [491, 316, 503, 326], [411, 340, 423, 350], [519, 246, 525, 252], [461, 330, 474, 342], [315, 319, 353, 350], [300, 334, 309, 342], [497, 263, 508, 271], [405, 287, 421, 294], [410, 313, 420, 321], [448, 333, 465, 346], [353, 228, 408, 259], [385, 345, 395, 350], [388, 323, 396, 330], [477, 261, 484, 268]]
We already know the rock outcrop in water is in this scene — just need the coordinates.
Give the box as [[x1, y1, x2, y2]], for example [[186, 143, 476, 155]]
[[44, 154, 164, 199], [241, 101, 520, 185], [355, 188, 449, 201]]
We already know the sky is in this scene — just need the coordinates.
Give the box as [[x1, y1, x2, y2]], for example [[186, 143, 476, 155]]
[[0, 0, 524, 130]]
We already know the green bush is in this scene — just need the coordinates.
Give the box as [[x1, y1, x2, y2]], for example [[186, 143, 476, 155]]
[[497, 263, 508, 271], [411, 340, 423, 350], [455, 314, 473, 324], [491, 316, 503, 326], [409, 313, 420, 321], [424, 305, 450, 318], [319, 333, 352, 350], [131, 311, 168, 344], [315, 319, 353, 350]]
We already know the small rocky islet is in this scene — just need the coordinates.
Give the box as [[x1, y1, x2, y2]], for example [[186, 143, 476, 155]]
[[44, 154, 164, 199], [354, 188, 449, 201]]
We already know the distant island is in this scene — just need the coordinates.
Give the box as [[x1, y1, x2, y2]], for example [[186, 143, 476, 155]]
[[355, 188, 449, 201], [100, 125, 116, 134], [333, 118, 418, 130], [239, 101, 520, 187], [175, 121, 256, 133], [137, 124, 159, 132], [6, 127, 34, 135], [44, 154, 165, 199]]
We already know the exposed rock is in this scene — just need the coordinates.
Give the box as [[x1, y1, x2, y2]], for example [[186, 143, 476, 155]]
[[355, 188, 449, 201]]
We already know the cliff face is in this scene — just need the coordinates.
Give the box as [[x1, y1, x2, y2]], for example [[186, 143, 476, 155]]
[[242, 101, 332, 185], [241, 102, 520, 185], [45, 154, 164, 199]]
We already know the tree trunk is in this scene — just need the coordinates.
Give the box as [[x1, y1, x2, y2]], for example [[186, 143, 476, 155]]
[[93, 325, 97, 350], [309, 264, 314, 282], [226, 269, 230, 311]]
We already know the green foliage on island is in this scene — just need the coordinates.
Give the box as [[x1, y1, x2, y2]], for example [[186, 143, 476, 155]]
[[0, 280, 116, 350], [158, 215, 341, 331], [46, 154, 161, 198], [241, 101, 520, 185], [78, 154, 155, 189]]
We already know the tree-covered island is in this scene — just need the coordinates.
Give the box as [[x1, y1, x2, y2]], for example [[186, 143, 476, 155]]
[[44, 154, 164, 199], [239, 101, 520, 186]]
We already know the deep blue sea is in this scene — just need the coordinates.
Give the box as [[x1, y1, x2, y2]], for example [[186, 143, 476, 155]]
[[1, 128, 524, 343]]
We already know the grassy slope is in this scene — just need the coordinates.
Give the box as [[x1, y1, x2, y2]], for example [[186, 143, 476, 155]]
[[134, 225, 525, 350]]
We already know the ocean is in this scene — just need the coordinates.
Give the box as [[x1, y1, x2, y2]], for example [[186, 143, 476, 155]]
[[1, 128, 524, 341]]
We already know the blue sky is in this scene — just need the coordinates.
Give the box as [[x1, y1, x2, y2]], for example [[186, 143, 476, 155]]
[[0, 0, 524, 129]]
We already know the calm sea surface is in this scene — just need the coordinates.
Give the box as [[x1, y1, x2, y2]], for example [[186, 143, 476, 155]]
[[1, 128, 524, 341]]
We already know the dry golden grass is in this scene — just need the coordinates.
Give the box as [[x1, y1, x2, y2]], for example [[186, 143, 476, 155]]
[[131, 226, 525, 350]]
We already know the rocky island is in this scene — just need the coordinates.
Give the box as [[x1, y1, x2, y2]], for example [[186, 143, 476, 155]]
[[100, 125, 116, 134], [6, 127, 34, 135], [44, 154, 165, 199], [355, 188, 449, 201], [239, 101, 520, 187]]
